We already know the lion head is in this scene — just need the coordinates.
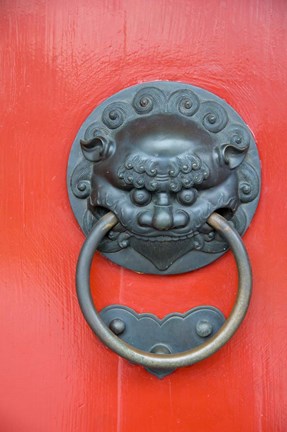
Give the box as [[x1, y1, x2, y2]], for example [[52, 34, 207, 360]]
[[69, 83, 260, 273]]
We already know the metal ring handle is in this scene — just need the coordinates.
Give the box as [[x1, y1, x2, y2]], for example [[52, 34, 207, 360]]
[[76, 212, 252, 370]]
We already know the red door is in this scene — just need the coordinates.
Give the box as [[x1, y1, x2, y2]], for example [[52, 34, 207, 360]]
[[1, 1, 287, 431]]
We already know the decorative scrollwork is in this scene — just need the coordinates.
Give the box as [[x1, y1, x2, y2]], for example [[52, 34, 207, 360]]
[[238, 162, 260, 203], [201, 101, 228, 133], [83, 123, 108, 141], [70, 159, 92, 199], [168, 89, 200, 117], [227, 123, 251, 151], [132, 87, 166, 114], [102, 102, 129, 129]]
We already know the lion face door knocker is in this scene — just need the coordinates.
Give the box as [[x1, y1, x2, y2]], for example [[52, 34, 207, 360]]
[[68, 82, 260, 378]]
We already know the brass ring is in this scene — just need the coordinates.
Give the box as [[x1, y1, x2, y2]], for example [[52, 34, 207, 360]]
[[76, 212, 252, 370]]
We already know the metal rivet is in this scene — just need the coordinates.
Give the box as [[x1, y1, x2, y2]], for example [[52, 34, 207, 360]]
[[196, 320, 213, 337], [184, 99, 192, 109], [207, 114, 216, 124], [109, 319, 126, 335], [140, 97, 149, 107], [242, 184, 251, 194], [150, 344, 171, 355], [109, 110, 117, 120], [77, 182, 86, 191], [119, 239, 129, 248]]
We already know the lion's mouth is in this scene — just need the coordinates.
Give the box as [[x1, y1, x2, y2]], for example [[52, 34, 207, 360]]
[[124, 229, 198, 242]]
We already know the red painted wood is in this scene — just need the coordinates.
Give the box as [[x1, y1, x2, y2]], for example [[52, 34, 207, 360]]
[[1, 0, 287, 430]]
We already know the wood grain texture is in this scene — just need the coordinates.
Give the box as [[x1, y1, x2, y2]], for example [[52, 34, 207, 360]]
[[0, 0, 287, 430]]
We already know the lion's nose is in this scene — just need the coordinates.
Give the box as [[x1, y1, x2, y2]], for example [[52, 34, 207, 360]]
[[152, 206, 173, 230], [138, 193, 189, 231], [138, 207, 189, 231], [138, 206, 173, 230]]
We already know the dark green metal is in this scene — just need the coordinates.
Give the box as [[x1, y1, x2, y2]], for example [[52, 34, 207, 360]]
[[68, 81, 261, 275]]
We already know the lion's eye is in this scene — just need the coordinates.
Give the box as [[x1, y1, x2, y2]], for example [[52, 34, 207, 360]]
[[177, 189, 197, 206], [130, 189, 151, 206]]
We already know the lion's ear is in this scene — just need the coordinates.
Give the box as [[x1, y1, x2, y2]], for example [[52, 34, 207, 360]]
[[219, 143, 248, 169], [80, 137, 109, 162]]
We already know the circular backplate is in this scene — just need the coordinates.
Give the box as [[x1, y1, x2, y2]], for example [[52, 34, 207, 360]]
[[67, 81, 261, 274]]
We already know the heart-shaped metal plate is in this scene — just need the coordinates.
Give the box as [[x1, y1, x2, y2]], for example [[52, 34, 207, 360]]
[[100, 305, 225, 377]]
